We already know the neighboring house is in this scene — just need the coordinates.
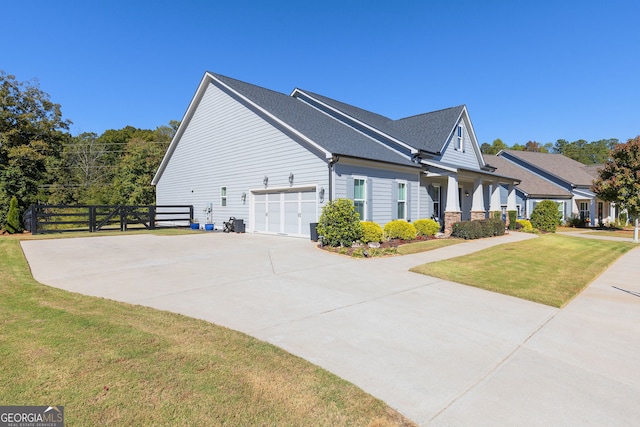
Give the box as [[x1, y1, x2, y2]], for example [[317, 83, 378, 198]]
[[152, 72, 520, 238], [483, 154, 573, 220], [486, 150, 615, 226]]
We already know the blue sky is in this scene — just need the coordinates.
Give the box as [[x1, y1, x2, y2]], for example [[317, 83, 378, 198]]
[[3, 0, 639, 146]]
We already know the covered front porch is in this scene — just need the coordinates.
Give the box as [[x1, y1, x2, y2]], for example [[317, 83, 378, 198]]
[[424, 165, 520, 235]]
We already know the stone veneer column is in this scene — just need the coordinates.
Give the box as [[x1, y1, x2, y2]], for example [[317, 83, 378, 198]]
[[443, 175, 461, 236], [470, 211, 486, 221], [444, 211, 462, 236]]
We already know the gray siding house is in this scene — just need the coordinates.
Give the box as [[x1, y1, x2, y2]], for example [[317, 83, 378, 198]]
[[486, 150, 615, 226], [152, 72, 520, 237]]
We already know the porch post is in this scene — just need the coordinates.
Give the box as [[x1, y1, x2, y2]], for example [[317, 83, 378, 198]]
[[506, 183, 517, 226], [444, 174, 461, 236], [470, 178, 486, 221], [589, 199, 596, 228], [490, 181, 502, 216]]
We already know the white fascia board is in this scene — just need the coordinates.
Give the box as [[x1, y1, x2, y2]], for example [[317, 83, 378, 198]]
[[573, 188, 596, 198], [152, 72, 213, 185], [421, 159, 458, 173], [461, 106, 488, 167], [291, 88, 419, 155]]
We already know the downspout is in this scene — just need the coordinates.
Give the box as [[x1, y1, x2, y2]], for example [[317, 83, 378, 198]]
[[328, 155, 339, 202]]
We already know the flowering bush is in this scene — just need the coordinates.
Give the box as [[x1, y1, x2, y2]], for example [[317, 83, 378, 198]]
[[383, 220, 417, 240], [360, 221, 383, 243], [413, 218, 440, 237]]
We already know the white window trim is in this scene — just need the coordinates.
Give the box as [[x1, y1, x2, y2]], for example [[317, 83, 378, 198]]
[[220, 186, 227, 207], [432, 184, 441, 221], [396, 180, 407, 220], [456, 125, 464, 152], [353, 176, 367, 221]]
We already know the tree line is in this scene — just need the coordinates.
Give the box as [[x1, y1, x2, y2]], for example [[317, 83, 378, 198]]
[[480, 138, 619, 165], [0, 70, 175, 229], [1, 70, 638, 233]]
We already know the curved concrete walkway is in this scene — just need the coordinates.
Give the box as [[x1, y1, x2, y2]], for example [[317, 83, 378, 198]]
[[20, 232, 640, 426]]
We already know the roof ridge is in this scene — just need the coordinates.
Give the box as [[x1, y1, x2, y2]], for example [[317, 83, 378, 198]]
[[295, 88, 394, 122], [395, 105, 465, 122], [208, 71, 290, 98]]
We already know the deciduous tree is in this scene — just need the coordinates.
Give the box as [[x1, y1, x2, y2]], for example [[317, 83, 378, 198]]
[[592, 136, 640, 242], [0, 71, 71, 222]]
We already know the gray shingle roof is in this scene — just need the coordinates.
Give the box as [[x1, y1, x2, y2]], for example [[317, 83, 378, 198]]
[[582, 164, 603, 180], [392, 106, 465, 154], [296, 90, 464, 154], [211, 73, 418, 167], [500, 150, 595, 186], [484, 154, 573, 198]]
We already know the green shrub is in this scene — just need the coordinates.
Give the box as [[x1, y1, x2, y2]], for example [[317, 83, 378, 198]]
[[5, 196, 22, 234], [360, 221, 383, 243], [491, 211, 502, 220], [414, 218, 440, 237], [516, 219, 533, 232], [507, 210, 517, 230], [530, 200, 561, 233], [383, 220, 417, 240], [565, 215, 582, 228], [452, 218, 505, 239], [316, 198, 363, 247], [619, 212, 628, 225]]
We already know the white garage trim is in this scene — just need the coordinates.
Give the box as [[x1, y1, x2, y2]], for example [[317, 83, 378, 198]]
[[250, 185, 318, 237]]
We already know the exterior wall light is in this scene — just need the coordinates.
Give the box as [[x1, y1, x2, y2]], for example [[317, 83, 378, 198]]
[[289, 172, 294, 185], [241, 192, 247, 203], [263, 176, 268, 186], [319, 187, 325, 202]]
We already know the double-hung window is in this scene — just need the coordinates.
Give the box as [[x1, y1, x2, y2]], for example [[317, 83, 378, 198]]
[[397, 182, 407, 220], [353, 178, 366, 220], [220, 187, 227, 207], [579, 201, 590, 221], [456, 125, 464, 151], [432, 185, 441, 220]]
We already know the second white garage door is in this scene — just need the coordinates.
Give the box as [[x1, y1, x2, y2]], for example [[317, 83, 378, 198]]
[[252, 187, 317, 237]]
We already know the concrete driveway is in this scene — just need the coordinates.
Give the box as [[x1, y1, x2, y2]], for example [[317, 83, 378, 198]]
[[20, 232, 640, 426]]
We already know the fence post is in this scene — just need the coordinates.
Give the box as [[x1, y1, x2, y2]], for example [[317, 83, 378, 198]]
[[120, 206, 126, 232], [89, 206, 96, 232], [149, 205, 156, 230], [30, 205, 38, 235]]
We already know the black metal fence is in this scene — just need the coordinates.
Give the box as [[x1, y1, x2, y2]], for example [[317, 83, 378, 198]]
[[23, 204, 194, 235]]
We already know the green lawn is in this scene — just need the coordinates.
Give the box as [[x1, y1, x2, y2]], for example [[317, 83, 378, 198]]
[[397, 238, 462, 255], [0, 235, 414, 427], [581, 228, 635, 239], [410, 234, 635, 307]]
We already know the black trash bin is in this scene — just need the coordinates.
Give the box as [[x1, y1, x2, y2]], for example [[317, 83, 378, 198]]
[[233, 218, 245, 233], [310, 222, 319, 241]]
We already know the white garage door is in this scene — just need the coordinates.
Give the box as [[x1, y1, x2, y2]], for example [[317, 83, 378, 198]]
[[253, 188, 317, 237]]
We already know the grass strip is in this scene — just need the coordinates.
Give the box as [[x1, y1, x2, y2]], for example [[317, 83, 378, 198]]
[[410, 234, 635, 307], [0, 236, 414, 426], [397, 238, 462, 255]]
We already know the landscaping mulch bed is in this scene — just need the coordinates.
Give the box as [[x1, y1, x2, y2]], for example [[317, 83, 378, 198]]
[[319, 235, 433, 257]]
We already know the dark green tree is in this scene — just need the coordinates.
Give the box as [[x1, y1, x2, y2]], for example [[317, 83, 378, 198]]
[[110, 137, 169, 205], [480, 138, 508, 154], [5, 195, 21, 233], [553, 138, 617, 165], [0, 71, 71, 222]]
